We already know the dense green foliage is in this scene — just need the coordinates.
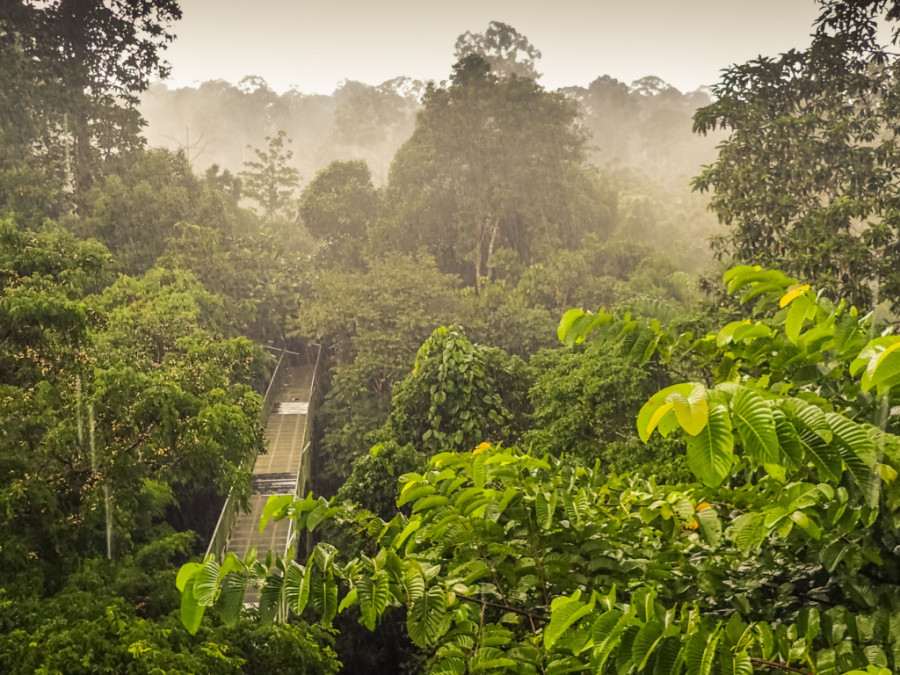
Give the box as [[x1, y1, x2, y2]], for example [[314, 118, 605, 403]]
[[0, 534, 338, 674], [179, 267, 900, 675], [11, 2, 900, 673], [525, 341, 689, 480], [0, 0, 181, 201], [0, 219, 263, 574], [694, 0, 900, 310], [0, 216, 343, 670]]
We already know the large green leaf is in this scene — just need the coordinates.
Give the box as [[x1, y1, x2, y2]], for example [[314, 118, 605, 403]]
[[305, 501, 337, 531], [686, 404, 734, 487], [401, 561, 426, 602], [671, 383, 709, 436], [650, 637, 682, 675], [785, 399, 831, 441], [613, 624, 638, 674], [176, 562, 201, 592], [685, 627, 720, 675], [828, 311, 865, 354], [472, 452, 487, 489], [631, 619, 664, 670], [180, 577, 206, 635], [309, 569, 338, 623], [408, 586, 449, 648], [391, 518, 422, 550], [784, 291, 812, 344], [358, 569, 392, 630], [258, 573, 283, 624], [284, 562, 309, 616], [337, 586, 358, 614], [313, 542, 337, 571], [852, 337, 900, 391], [637, 383, 696, 442], [772, 409, 803, 466], [218, 571, 248, 627], [260, 494, 293, 533], [590, 609, 631, 673], [797, 429, 842, 483], [536, 491, 556, 530], [696, 505, 722, 547], [826, 413, 876, 468], [730, 512, 766, 551], [544, 591, 595, 650], [731, 387, 779, 466], [557, 308, 613, 346], [836, 444, 878, 506], [557, 308, 586, 344], [732, 651, 753, 675], [192, 558, 220, 606]]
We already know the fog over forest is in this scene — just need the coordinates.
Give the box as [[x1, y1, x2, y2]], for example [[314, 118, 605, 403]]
[[140, 70, 719, 189], [139, 25, 726, 272], [4, 3, 900, 674]]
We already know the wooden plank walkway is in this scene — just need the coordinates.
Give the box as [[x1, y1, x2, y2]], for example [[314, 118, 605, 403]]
[[226, 364, 313, 561]]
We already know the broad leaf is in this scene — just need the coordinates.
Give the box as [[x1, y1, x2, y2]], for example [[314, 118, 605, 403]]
[[260, 494, 293, 533], [545, 591, 595, 649], [631, 619, 664, 670], [826, 413, 876, 468], [408, 586, 449, 648], [192, 559, 220, 606], [784, 292, 812, 344], [686, 404, 734, 487], [180, 577, 206, 635], [671, 383, 709, 436], [797, 429, 842, 483], [637, 383, 696, 442], [309, 570, 338, 623], [218, 571, 248, 627], [732, 388, 779, 466]]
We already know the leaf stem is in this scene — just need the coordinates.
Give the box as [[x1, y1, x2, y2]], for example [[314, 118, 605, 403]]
[[749, 657, 811, 675], [456, 594, 549, 623]]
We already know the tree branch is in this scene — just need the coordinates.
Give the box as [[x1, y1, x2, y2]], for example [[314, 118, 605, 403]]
[[123, 421, 158, 454], [750, 657, 811, 675], [456, 594, 549, 623]]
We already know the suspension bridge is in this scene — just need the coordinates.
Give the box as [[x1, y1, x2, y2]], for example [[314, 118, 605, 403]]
[[205, 345, 320, 567]]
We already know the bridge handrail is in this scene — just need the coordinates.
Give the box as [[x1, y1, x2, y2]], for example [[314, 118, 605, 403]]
[[284, 343, 322, 558]]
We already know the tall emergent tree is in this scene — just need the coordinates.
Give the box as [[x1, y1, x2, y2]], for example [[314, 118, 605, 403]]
[[453, 21, 542, 80], [381, 55, 613, 292], [0, 0, 182, 201], [240, 130, 301, 221], [693, 0, 900, 309]]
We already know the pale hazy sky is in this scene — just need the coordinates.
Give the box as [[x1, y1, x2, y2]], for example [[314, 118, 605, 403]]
[[161, 0, 821, 94]]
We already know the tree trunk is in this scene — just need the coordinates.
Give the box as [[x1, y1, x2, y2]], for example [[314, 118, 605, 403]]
[[474, 216, 500, 293], [474, 216, 483, 294], [486, 216, 499, 280], [61, 0, 94, 196]]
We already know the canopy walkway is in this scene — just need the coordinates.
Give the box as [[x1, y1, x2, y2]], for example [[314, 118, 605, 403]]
[[205, 346, 320, 566]]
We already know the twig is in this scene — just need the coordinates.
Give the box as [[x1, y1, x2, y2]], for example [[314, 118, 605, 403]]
[[456, 594, 549, 623], [750, 657, 811, 675], [123, 421, 159, 454]]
